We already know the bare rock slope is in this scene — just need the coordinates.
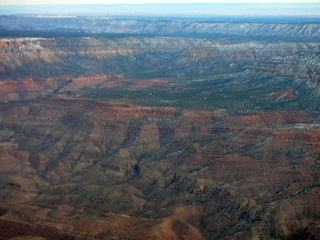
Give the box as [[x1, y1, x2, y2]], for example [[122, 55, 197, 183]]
[[0, 17, 320, 239]]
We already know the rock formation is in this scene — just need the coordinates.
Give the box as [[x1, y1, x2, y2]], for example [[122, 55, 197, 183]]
[[0, 15, 320, 240]]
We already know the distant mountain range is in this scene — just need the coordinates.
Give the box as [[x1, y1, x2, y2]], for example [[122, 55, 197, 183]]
[[0, 15, 319, 41], [1, 3, 320, 18]]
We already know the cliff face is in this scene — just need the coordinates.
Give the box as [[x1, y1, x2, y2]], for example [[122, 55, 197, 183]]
[[0, 37, 319, 112], [0, 37, 318, 79], [1, 15, 320, 240]]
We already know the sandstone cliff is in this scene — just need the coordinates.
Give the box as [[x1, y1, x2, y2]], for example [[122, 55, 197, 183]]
[[0, 15, 320, 240], [0, 37, 318, 79]]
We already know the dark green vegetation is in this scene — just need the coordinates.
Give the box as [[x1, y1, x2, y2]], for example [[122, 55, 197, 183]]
[[1, 35, 319, 113], [81, 72, 320, 112]]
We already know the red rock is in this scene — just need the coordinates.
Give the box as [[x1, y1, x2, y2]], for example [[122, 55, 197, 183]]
[[14, 41, 21, 48]]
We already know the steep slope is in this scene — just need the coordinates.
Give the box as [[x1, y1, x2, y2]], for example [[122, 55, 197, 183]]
[[0, 37, 318, 78], [0, 98, 320, 239], [0, 16, 320, 239], [0, 37, 319, 112]]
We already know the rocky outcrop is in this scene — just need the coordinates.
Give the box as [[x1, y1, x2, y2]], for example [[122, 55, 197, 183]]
[[0, 15, 320, 240], [0, 98, 320, 239], [0, 40, 319, 114], [0, 37, 318, 78]]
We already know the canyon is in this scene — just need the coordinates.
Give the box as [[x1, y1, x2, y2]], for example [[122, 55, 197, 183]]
[[0, 14, 320, 240]]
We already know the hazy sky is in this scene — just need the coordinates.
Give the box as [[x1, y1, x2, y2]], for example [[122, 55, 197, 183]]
[[1, 0, 320, 4]]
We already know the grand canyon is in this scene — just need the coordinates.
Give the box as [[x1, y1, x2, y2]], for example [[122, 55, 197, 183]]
[[0, 4, 320, 239]]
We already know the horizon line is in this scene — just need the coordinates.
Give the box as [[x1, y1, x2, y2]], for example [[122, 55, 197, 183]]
[[2, 2, 320, 5]]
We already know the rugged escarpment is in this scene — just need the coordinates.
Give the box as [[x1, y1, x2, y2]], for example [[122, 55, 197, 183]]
[[1, 37, 310, 78], [0, 15, 320, 239], [0, 37, 319, 112], [0, 98, 320, 239]]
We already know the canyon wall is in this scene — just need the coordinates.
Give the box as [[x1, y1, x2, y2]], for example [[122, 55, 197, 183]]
[[0, 37, 318, 78], [0, 15, 320, 240]]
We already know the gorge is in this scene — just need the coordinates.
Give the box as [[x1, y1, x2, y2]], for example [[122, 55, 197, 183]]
[[0, 9, 320, 240]]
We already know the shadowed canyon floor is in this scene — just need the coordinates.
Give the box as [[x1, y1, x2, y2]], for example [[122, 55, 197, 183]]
[[0, 15, 320, 240]]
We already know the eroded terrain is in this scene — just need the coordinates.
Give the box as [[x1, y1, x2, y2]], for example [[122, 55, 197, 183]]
[[0, 16, 320, 240]]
